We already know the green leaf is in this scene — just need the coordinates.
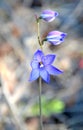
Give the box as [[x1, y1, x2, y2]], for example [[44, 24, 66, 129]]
[[48, 99, 65, 113], [31, 97, 65, 116]]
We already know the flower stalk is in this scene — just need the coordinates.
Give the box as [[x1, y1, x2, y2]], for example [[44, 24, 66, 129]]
[[37, 18, 43, 50], [37, 18, 43, 130], [38, 77, 43, 130]]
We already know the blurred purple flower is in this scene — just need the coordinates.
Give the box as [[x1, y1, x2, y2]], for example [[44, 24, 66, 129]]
[[29, 50, 63, 83], [46, 31, 67, 45], [40, 10, 58, 22]]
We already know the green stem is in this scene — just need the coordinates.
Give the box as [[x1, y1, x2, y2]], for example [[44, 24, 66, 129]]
[[39, 77, 43, 130], [37, 21, 43, 50], [37, 19, 43, 130]]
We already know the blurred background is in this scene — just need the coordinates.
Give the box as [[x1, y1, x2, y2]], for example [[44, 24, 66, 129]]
[[0, 0, 83, 130]]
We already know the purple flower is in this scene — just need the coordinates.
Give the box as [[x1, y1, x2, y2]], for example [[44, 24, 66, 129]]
[[40, 10, 58, 22], [46, 31, 67, 45], [29, 50, 63, 83]]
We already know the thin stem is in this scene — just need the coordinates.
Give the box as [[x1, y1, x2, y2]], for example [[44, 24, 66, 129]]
[[36, 17, 43, 130], [39, 77, 43, 130], [37, 21, 43, 50]]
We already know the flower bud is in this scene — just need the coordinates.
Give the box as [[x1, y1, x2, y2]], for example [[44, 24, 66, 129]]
[[40, 10, 58, 22], [46, 31, 67, 45]]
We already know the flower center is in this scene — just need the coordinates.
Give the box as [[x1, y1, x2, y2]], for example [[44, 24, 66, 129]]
[[39, 62, 44, 68]]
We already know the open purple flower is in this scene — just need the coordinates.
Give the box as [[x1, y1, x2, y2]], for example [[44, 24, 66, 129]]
[[40, 10, 58, 22], [45, 31, 67, 45], [29, 50, 63, 83]]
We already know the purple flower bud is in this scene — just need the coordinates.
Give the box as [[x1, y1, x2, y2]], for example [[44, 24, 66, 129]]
[[46, 31, 67, 45], [40, 10, 58, 22]]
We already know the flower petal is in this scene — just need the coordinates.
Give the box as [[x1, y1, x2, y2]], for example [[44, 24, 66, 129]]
[[47, 40, 63, 45], [31, 60, 39, 69], [29, 69, 39, 81], [34, 50, 44, 62], [42, 54, 56, 65], [46, 65, 63, 75], [40, 68, 50, 83], [47, 31, 62, 38]]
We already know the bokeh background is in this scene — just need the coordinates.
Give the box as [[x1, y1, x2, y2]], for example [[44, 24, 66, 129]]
[[0, 0, 83, 130]]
